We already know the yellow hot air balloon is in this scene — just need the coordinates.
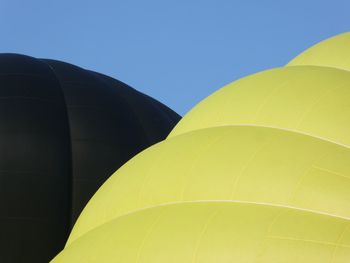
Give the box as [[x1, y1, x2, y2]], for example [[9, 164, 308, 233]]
[[287, 32, 350, 70], [67, 126, 350, 245], [54, 202, 350, 263], [168, 66, 350, 143], [52, 32, 350, 263]]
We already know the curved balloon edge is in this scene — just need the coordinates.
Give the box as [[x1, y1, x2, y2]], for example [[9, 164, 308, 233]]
[[66, 124, 350, 245]]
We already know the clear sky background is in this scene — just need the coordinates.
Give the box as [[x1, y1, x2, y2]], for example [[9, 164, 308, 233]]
[[1, 0, 349, 115]]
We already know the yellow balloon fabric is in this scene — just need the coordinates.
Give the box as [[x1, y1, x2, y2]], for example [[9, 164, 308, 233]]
[[53, 202, 350, 263], [287, 32, 350, 71], [67, 126, 350, 245], [51, 33, 350, 262], [168, 66, 350, 142]]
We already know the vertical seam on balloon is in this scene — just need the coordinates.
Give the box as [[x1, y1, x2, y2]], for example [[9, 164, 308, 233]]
[[210, 82, 242, 128], [69, 143, 166, 245], [288, 152, 331, 205], [253, 209, 286, 262], [252, 80, 288, 123], [143, 93, 180, 136], [179, 130, 232, 201], [211, 72, 269, 127], [178, 140, 214, 201], [40, 59, 75, 232], [191, 209, 220, 263], [136, 144, 169, 208], [112, 87, 154, 145], [294, 84, 340, 129], [135, 208, 167, 263], [330, 223, 350, 263], [228, 137, 273, 200], [92, 72, 152, 146]]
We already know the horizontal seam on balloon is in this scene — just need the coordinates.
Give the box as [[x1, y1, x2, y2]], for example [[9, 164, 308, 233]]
[[312, 166, 350, 180], [66, 106, 114, 110], [72, 178, 105, 182], [181, 124, 350, 150], [267, 235, 350, 249], [285, 64, 350, 73], [71, 138, 126, 146], [0, 73, 54, 78], [61, 81, 103, 87], [0, 174, 66, 180], [0, 170, 66, 178], [0, 96, 59, 105], [0, 215, 48, 221], [0, 170, 50, 176], [105, 200, 350, 222], [0, 131, 67, 135], [68, 200, 350, 245], [288, 151, 330, 204], [66, 106, 129, 115]]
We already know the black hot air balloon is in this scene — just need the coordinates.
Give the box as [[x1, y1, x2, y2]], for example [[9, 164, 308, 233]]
[[0, 54, 180, 263]]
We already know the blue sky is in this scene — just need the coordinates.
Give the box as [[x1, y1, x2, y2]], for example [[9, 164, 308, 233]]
[[1, 0, 349, 115]]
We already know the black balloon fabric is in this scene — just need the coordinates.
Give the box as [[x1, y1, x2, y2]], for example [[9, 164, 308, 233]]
[[0, 54, 180, 263]]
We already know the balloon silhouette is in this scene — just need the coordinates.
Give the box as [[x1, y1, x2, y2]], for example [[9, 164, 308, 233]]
[[0, 54, 180, 263], [53, 33, 350, 262]]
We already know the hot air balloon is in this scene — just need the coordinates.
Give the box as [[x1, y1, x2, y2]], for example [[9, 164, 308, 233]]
[[0, 53, 180, 263], [52, 33, 350, 262]]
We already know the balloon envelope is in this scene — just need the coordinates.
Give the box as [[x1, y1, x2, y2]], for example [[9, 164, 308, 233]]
[[0, 54, 180, 263], [287, 32, 350, 71], [168, 66, 350, 147], [53, 33, 350, 262], [67, 126, 350, 244], [53, 202, 350, 263]]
